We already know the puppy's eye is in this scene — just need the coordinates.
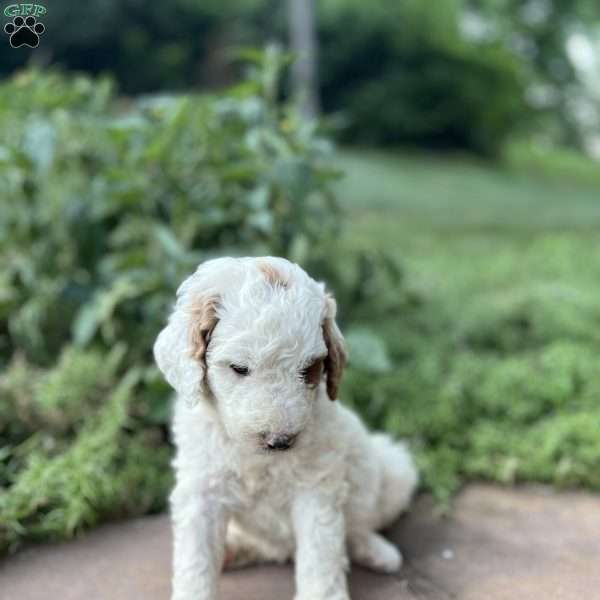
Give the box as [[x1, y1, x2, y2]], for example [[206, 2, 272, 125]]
[[300, 359, 324, 386], [230, 364, 250, 376]]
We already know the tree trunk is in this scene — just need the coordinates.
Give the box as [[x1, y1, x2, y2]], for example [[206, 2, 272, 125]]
[[287, 0, 320, 120]]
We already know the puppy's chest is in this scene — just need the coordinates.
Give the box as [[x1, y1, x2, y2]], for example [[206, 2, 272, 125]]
[[235, 460, 295, 509], [230, 461, 297, 539]]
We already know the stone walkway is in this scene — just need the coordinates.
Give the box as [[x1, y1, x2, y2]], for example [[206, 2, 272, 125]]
[[1, 484, 599, 600]]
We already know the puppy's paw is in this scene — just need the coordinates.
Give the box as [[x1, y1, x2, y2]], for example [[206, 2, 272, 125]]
[[372, 539, 403, 573], [350, 532, 403, 574]]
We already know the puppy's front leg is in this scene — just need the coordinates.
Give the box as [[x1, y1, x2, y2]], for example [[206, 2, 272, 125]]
[[171, 481, 228, 600], [292, 490, 350, 600]]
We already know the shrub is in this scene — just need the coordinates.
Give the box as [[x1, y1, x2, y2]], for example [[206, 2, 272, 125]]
[[318, 1, 527, 155], [0, 52, 343, 366], [340, 282, 600, 503], [0, 51, 353, 551]]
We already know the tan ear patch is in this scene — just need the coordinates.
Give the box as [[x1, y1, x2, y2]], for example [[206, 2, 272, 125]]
[[322, 293, 347, 401], [189, 296, 219, 363], [258, 261, 289, 289]]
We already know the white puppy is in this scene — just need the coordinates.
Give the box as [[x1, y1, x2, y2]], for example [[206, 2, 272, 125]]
[[154, 256, 418, 600]]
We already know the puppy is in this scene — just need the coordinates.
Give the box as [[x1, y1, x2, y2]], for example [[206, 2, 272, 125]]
[[154, 257, 418, 600]]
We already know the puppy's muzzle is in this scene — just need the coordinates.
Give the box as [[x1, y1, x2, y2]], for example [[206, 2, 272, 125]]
[[261, 432, 298, 451]]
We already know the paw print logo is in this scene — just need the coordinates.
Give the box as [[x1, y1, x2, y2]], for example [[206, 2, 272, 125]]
[[4, 16, 45, 48]]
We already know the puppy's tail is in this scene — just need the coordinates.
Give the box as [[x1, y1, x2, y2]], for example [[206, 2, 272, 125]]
[[371, 433, 419, 529]]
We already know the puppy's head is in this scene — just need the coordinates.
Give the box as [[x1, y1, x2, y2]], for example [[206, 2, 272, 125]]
[[154, 257, 346, 453]]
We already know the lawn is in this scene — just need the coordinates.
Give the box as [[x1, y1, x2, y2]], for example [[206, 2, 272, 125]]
[[332, 147, 600, 501], [336, 147, 600, 304]]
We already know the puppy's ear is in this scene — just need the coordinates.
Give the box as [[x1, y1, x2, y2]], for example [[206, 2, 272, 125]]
[[322, 292, 347, 401], [188, 295, 219, 367], [154, 270, 220, 407]]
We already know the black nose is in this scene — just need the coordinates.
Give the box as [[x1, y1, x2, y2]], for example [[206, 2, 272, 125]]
[[265, 433, 296, 451]]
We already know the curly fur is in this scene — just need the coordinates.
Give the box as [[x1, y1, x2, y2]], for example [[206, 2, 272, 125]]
[[154, 257, 418, 600]]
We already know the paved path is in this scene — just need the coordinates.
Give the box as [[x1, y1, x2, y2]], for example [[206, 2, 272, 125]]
[[1, 484, 599, 600]]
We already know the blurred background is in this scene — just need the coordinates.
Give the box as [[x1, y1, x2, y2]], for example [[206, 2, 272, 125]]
[[1, 0, 599, 553]]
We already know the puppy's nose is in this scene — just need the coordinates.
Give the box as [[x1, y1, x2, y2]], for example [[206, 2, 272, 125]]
[[264, 432, 297, 451]]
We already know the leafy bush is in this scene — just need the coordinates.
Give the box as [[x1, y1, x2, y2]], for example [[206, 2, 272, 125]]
[[339, 284, 600, 503], [0, 52, 366, 552], [0, 51, 343, 365], [318, 1, 526, 155]]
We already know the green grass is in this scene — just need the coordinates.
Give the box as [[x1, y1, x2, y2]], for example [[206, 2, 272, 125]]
[[336, 147, 600, 296], [333, 147, 600, 501], [337, 147, 600, 226]]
